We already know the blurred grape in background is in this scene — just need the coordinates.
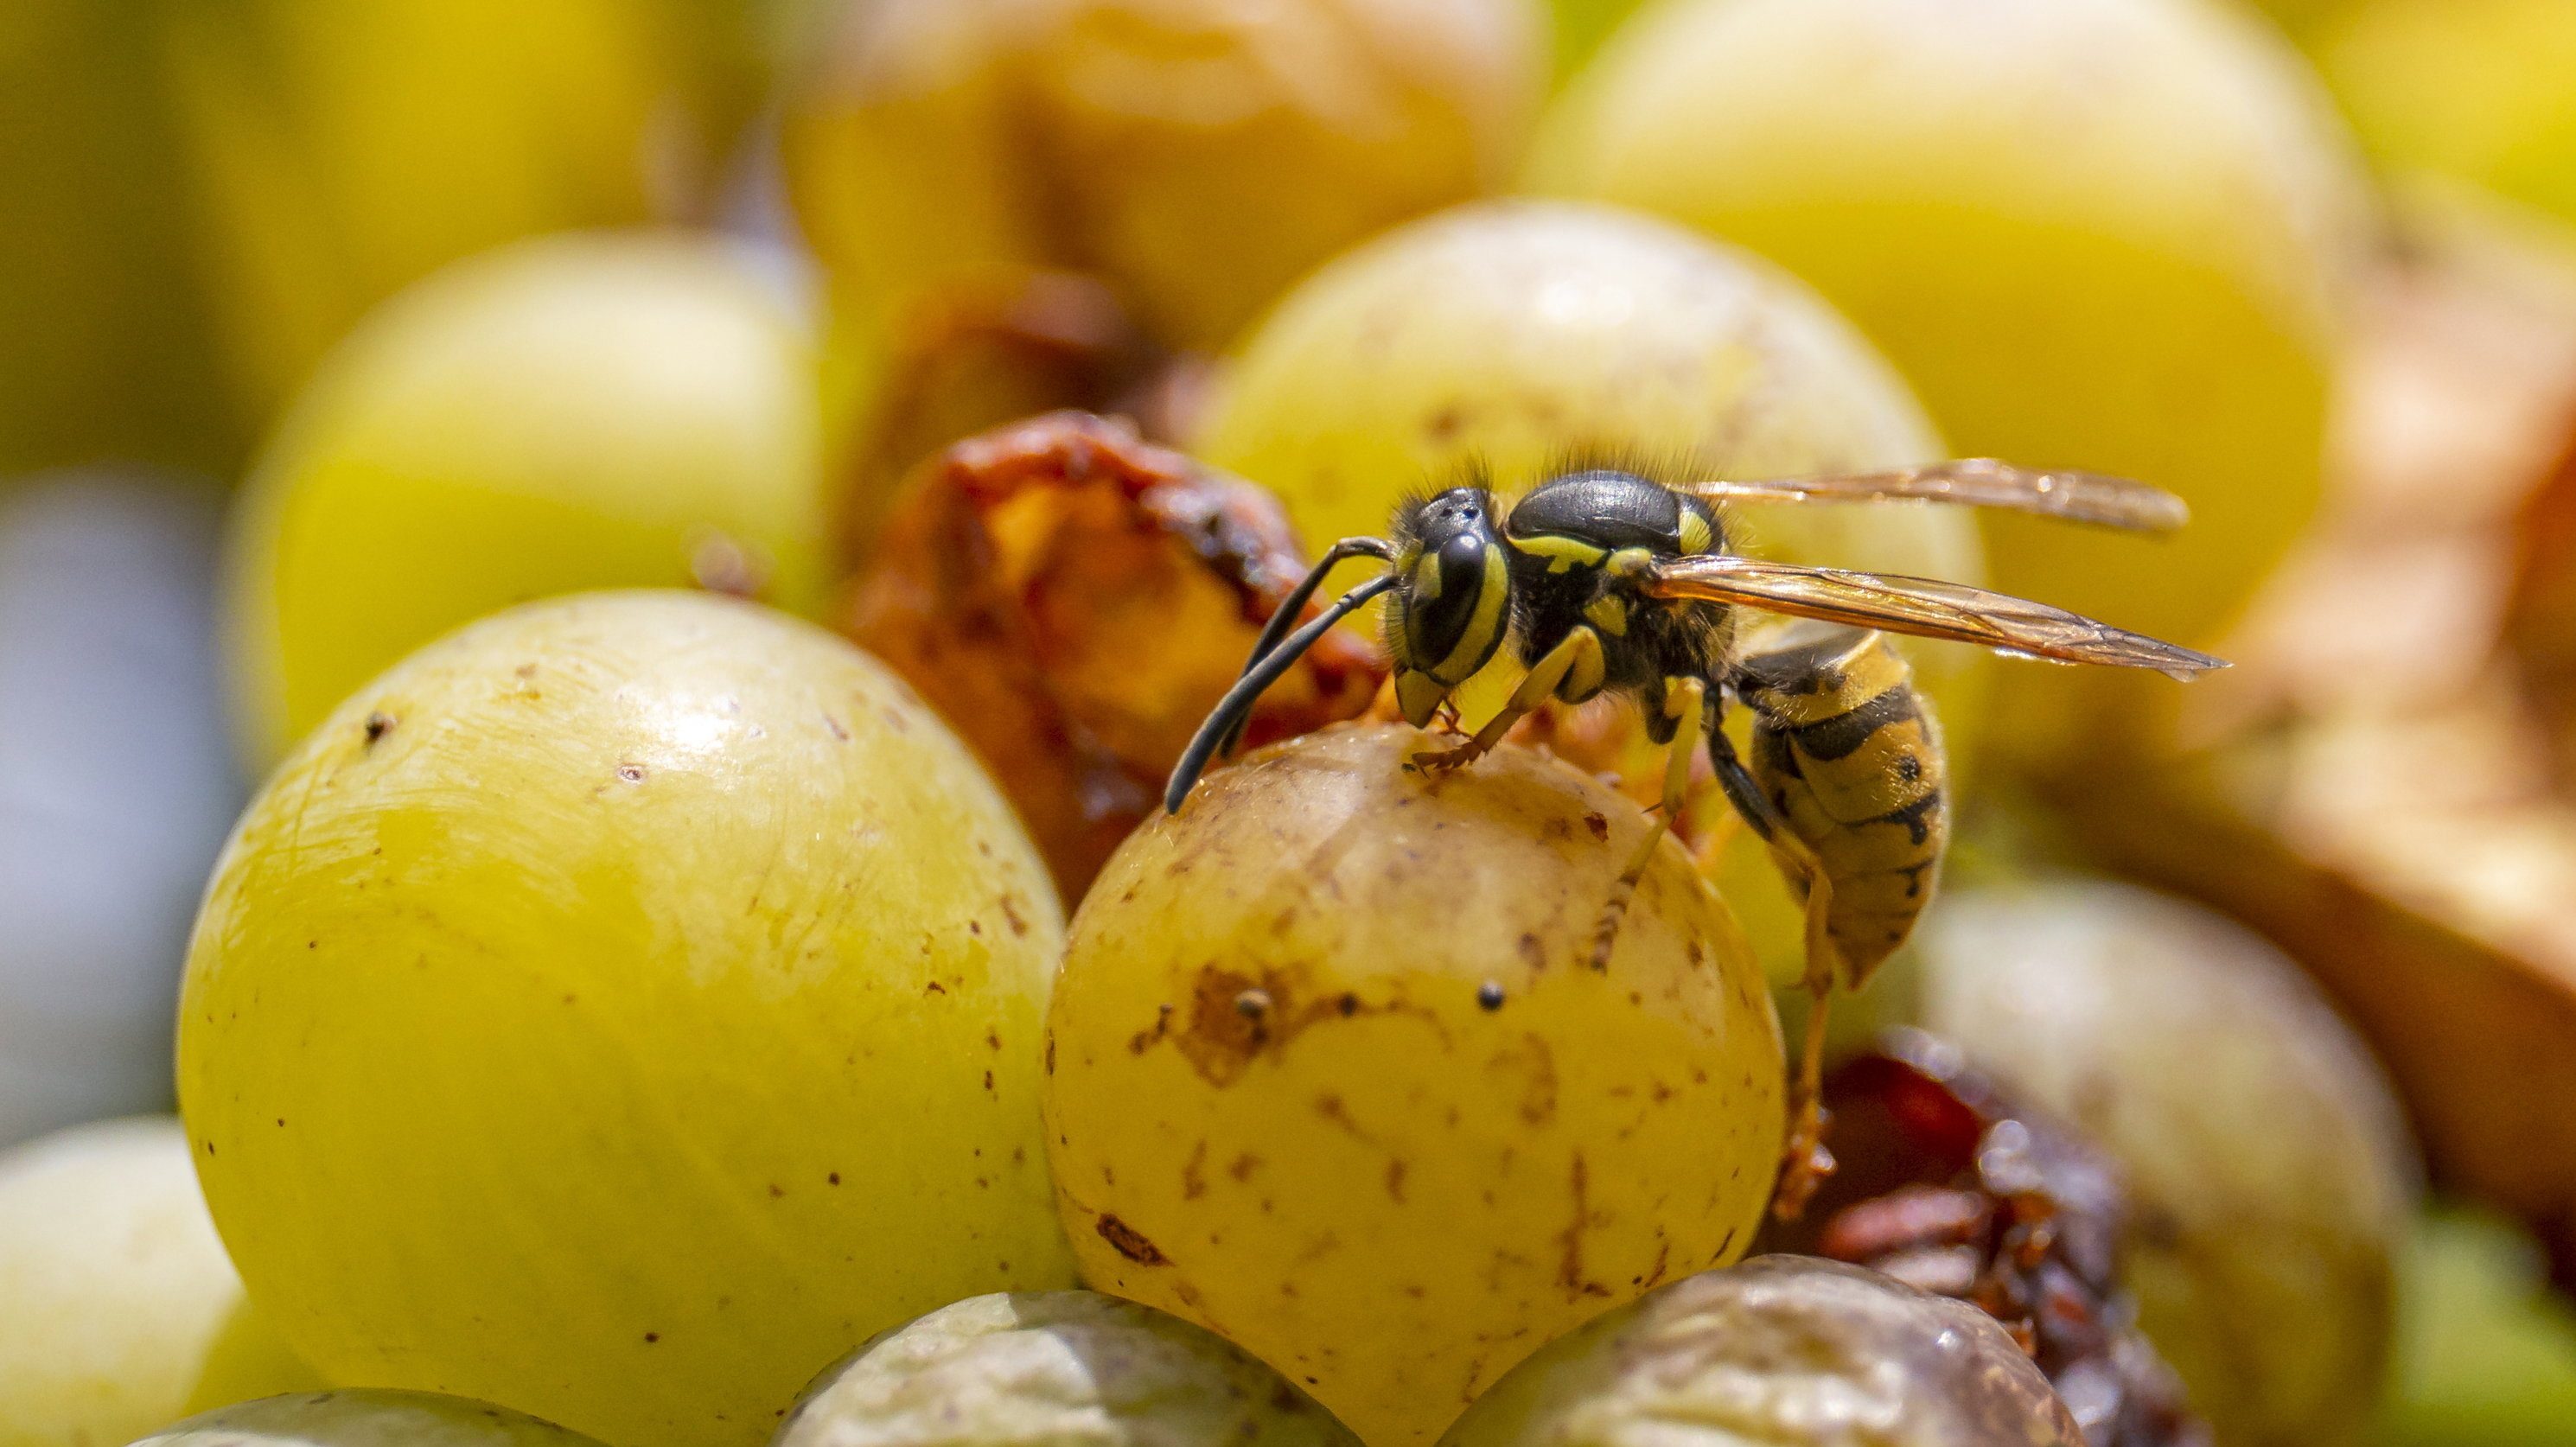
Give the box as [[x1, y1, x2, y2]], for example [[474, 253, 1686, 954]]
[[0, 474, 241, 1148]]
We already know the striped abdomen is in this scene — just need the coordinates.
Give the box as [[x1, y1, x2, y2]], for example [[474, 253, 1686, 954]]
[[1739, 630, 1946, 987]]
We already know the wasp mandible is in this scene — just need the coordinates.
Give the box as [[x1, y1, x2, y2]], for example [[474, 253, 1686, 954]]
[[1163, 460, 2224, 1211]]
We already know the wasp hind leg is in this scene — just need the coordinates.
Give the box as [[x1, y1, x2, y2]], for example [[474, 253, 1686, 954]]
[[1706, 723, 1842, 1221], [1587, 676, 1706, 972], [1412, 626, 1604, 775]]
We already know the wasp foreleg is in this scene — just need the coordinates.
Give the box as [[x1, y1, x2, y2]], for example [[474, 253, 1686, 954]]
[[1411, 626, 1605, 775]]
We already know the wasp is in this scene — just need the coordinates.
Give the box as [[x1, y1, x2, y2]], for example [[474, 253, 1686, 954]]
[[1163, 459, 2224, 1211]]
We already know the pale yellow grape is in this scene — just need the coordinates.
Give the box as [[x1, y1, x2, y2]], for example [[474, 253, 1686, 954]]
[[2320, 0, 2576, 229], [1532, 0, 2376, 755], [0, 1118, 318, 1447], [1919, 880, 2420, 1447], [1437, 1257, 2082, 1447], [783, 0, 1546, 354], [1194, 199, 1985, 985], [1045, 725, 1783, 1447], [182, 592, 1074, 1447], [137, 1389, 608, 1446], [224, 231, 830, 767], [777, 1291, 1364, 1447]]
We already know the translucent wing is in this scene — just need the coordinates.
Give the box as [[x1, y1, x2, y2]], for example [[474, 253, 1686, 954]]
[[1675, 460, 2188, 532], [1642, 553, 2227, 678]]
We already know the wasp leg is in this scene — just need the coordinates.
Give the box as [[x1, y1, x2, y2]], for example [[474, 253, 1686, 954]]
[[1587, 677, 1706, 972], [1412, 627, 1605, 775], [1706, 724, 1840, 1221]]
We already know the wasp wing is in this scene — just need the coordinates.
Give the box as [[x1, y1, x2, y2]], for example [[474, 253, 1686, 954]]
[[1642, 553, 2227, 678], [1674, 460, 2188, 532]]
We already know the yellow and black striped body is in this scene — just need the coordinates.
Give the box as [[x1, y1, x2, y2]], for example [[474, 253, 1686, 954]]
[[1737, 629, 1945, 988]]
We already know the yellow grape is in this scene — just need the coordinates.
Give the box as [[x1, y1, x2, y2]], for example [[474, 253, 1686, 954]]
[[1194, 199, 1986, 988], [1531, 0, 2376, 761], [224, 232, 830, 768], [182, 592, 1074, 1447], [1044, 725, 1782, 1447], [779, 1291, 1363, 1447], [0, 1118, 318, 1447], [2320, 0, 2576, 229]]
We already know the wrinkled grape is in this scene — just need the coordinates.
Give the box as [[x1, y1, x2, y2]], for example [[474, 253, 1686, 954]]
[[0, 1119, 317, 1447], [778, 1291, 1363, 1447], [1438, 1255, 2084, 1447], [224, 232, 831, 766], [183, 592, 1074, 1447], [1917, 881, 2420, 1447], [137, 1389, 607, 1447], [1045, 724, 1782, 1447]]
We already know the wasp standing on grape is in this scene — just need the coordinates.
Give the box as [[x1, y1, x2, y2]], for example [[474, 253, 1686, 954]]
[[1164, 458, 2225, 1214]]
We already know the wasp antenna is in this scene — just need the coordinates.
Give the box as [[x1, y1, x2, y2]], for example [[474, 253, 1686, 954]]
[[1166, 572, 1400, 813], [1235, 538, 1398, 683]]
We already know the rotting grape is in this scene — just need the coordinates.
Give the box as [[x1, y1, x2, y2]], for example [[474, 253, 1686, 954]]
[[0, 1118, 318, 1447], [1192, 198, 1988, 991], [1917, 880, 2420, 1447], [845, 411, 1386, 898], [1436, 1255, 2085, 1447], [182, 591, 1074, 1447], [223, 231, 832, 768], [777, 1291, 1364, 1447], [133, 1390, 609, 1447], [1043, 724, 1783, 1447]]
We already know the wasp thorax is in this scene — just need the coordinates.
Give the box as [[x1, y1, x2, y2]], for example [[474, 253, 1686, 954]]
[[1389, 488, 1511, 724]]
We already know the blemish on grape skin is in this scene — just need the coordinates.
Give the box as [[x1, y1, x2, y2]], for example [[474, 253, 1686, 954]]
[[362, 711, 396, 746], [1095, 1213, 1169, 1265], [615, 762, 647, 783]]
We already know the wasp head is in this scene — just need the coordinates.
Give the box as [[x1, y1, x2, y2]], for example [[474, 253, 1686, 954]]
[[1388, 487, 1512, 726]]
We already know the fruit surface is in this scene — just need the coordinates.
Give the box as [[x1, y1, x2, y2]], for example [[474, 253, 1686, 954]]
[[1194, 199, 1986, 984], [1045, 725, 1782, 1447], [2374, 1207, 2576, 1447], [1919, 880, 2420, 1447], [1531, 0, 2376, 755], [182, 592, 1074, 1447], [2319, 0, 2576, 230], [155, 0, 736, 419], [0, 1118, 317, 1447], [224, 232, 830, 767], [137, 1389, 608, 1447], [1437, 1256, 2082, 1447], [784, 0, 1546, 356], [778, 1291, 1363, 1447], [0, 473, 241, 1146]]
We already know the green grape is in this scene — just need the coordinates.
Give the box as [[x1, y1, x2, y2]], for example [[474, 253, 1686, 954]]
[[1193, 199, 1988, 986], [182, 592, 1074, 1447], [156, 0, 742, 421], [779, 1291, 1364, 1447], [2320, 0, 2576, 229], [137, 1390, 607, 1446], [1044, 725, 1783, 1447], [223, 231, 831, 768], [781, 0, 1548, 356], [2374, 1206, 2576, 1447], [1438, 1256, 2082, 1447], [0, 1118, 319, 1447], [1918, 880, 2421, 1447], [1532, 0, 2377, 763]]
